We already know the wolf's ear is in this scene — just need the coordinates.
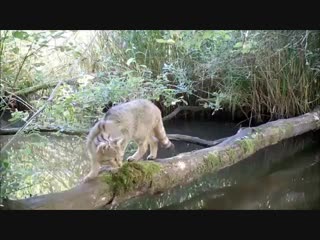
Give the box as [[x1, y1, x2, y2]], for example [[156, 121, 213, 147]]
[[111, 137, 124, 147]]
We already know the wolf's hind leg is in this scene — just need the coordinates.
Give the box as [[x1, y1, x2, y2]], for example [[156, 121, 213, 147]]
[[147, 136, 158, 160]]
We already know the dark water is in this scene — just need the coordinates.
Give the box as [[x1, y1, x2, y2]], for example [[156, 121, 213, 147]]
[[108, 120, 320, 210], [1, 119, 320, 209]]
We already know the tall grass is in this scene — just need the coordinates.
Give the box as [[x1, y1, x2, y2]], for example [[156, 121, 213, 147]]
[[49, 30, 320, 122], [4, 30, 319, 124], [251, 47, 320, 121], [209, 30, 320, 122]]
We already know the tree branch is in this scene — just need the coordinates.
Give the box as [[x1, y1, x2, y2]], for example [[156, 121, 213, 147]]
[[0, 81, 63, 153], [0, 125, 226, 148], [162, 106, 206, 122], [12, 77, 83, 96]]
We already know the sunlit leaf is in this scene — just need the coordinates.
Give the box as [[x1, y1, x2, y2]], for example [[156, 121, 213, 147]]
[[12, 47, 19, 54], [12, 31, 29, 40], [156, 39, 175, 44], [34, 63, 45, 67], [233, 42, 243, 49], [126, 58, 136, 66]]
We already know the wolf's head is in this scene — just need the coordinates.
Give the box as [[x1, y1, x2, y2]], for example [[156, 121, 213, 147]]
[[95, 137, 125, 167]]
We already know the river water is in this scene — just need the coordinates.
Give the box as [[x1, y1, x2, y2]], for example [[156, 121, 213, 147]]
[[1, 119, 319, 209]]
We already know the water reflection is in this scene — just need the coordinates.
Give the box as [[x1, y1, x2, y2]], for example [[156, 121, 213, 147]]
[[107, 130, 320, 210], [0, 133, 90, 199], [163, 159, 320, 210]]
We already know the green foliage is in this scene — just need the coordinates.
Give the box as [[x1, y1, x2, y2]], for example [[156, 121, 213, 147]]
[[0, 30, 74, 91], [3, 30, 318, 126], [8, 110, 29, 123], [1, 30, 320, 201]]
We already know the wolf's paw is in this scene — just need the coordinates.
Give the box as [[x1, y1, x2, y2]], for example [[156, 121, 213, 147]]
[[147, 154, 156, 160], [167, 142, 175, 150], [127, 156, 137, 162], [81, 175, 95, 184]]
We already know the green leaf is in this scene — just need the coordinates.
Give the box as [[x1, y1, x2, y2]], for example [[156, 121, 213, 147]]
[[241, 48, 251, 54], [166, 39, 175, 44], [233, 42, 243, 49], [3, 161, 9, 168], [34, 63, 45, 67], [123, 70, 134, 75], [126, 58, 136, 66], [52, 32, 65, 39], [12, 47, 19, 54], [156, 39, 175, 44], [203, 31, 214, 40], [241, 43, 251, 53], [12, 31, 29, 40], [156, 39, 167, 43]]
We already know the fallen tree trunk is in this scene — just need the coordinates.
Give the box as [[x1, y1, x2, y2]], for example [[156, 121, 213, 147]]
[[3, 108, 320, 210]]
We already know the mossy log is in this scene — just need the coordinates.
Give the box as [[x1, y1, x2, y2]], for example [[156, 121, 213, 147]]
[[3, 108, 320, 210]]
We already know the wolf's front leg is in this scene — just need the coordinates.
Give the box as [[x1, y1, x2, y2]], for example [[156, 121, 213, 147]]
[[127, 141, 148, 162], [83, 159, 101, 183], [116, 149, 125, 167]]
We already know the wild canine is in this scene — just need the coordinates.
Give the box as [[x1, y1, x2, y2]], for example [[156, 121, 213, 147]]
[[83, 99, 173, 182]]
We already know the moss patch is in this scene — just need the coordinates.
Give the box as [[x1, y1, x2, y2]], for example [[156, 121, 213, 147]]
[[268, 127, 281, 144], [284, 123, 294, 135], [198, 152, 222, 174], [237, 138, 255, 155], [225, 147, 238, 164], [103, 161, 161, 195]]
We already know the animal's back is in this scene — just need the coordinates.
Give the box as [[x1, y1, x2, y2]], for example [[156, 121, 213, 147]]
[[104, 99, 162, 140]]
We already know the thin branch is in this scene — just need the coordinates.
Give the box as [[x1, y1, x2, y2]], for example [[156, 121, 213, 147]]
[[0, 96, 9, 120], [0, 81, 63, 153], [0, 30, 9, 80], [0, 125, 226, 148], [162, 106, 206, 122], [12, 77, 81, 96], [5, 91, 35, 112], [167, 134, 228, 147], [13, 42, 34, 86]]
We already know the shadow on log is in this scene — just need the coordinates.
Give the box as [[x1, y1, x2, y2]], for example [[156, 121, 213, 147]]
[[3, 108, 320, 210]]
